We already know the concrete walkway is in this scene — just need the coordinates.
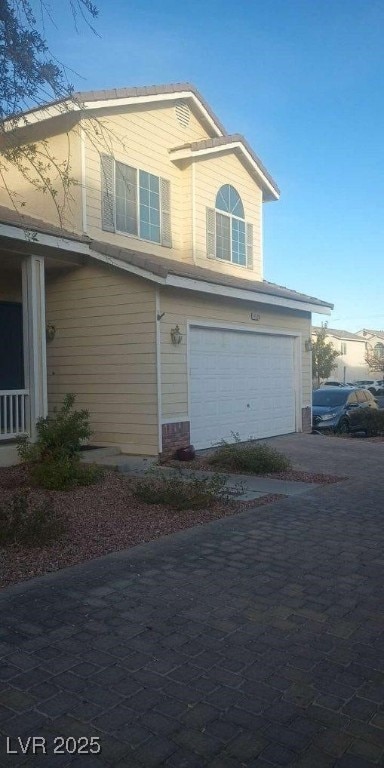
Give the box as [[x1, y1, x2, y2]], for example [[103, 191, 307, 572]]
[[1, 434, 384, 766], [84, 451, 317, 500]]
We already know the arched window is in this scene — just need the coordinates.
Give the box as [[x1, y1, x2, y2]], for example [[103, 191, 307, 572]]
[[206, 185, 253, 268], [216, 184, 244, 218], [374, 342, 384, 359], [214, 184, 246, 266]]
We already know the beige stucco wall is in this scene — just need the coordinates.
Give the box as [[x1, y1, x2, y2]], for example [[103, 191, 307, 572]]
[[311, 332, 370, 382], [0, 123, 83, 233], [45, 262, 158, 454], [331, 337, 369, 381], [159, 286, 311, 425]]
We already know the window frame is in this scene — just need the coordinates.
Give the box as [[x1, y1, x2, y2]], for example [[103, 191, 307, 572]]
[[340, 342, 347, 355], [100, 153, 171, 247], [214, 185, 247, 267], [115, 161, 161, 244]]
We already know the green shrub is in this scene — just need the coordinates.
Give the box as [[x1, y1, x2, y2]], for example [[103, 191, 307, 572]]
[[30, 457, 102, 492], [133, 470, 228, 510], [17, 393, 91, 464], [209, 438, 291, 474], [349, 408, 384, 436], [0, 492, 66, 547], [17, 394, 101, 491]]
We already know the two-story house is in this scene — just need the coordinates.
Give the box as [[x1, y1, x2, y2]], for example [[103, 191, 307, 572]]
[[0, 83, 332, 465], [356, 330, 384, 372], [311, 327, 370, 383]]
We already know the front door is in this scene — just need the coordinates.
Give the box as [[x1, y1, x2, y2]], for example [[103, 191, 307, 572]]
[[0, 302, 24, 389]]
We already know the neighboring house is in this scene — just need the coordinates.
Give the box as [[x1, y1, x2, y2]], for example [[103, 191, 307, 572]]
[[0, 83, 332, 465], [356, 329, 384, 372], [311, 327, 370, 383]]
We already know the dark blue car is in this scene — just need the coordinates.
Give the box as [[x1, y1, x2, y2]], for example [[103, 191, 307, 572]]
[[312, 386, 378, 433]]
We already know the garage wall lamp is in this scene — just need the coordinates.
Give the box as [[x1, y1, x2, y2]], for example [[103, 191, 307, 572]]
[[170, 325, 183, 345], [305, 339, 313, 352], [46, 323, 56, 343]]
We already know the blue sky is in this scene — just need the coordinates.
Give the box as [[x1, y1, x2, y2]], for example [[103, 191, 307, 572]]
[[36, 0, 384, 331]]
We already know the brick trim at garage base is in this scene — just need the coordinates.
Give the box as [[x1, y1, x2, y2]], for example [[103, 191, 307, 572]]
[[161, 421, 191, 458], [302, 406, 312, 433]]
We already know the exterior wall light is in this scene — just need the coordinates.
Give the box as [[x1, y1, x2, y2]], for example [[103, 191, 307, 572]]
[[170, 325, 183, 345], [46, 323, 56, 343], [305, 339, 313, 352]]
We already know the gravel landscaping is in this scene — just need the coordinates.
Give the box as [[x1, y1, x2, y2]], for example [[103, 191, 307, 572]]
[[0, 465, 282, 589], [164, 455, 344, 484]]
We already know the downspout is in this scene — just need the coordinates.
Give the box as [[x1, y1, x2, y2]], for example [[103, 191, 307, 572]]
[[155, 289, 163, 453]]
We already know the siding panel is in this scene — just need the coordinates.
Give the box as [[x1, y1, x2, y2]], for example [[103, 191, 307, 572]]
[[46, 263, 158, 454]]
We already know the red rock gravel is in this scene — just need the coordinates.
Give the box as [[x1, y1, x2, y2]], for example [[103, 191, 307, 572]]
[[0, 466, 283, 589]]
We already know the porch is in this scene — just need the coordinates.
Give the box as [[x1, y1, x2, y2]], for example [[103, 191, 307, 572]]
[[0, 253, 47, 447]]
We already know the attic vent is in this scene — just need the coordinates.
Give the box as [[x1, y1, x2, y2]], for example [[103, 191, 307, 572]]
[[175, 100, 190, 127]]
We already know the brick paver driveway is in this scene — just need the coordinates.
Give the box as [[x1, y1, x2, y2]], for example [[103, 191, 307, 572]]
[[1, 434, 384, 767]]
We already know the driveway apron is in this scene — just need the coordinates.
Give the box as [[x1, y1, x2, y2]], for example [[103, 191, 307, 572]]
[[0, 434, 384, 766]]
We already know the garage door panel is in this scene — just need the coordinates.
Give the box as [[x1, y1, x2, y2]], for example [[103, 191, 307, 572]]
[[189, 327, 296, 449]]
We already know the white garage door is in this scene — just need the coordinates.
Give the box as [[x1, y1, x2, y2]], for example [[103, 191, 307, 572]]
[[189, 327, 297, 449]]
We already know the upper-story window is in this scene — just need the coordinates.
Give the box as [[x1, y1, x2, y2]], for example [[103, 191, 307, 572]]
[[206, 184, 253, 269], [374, 342, 384, 359], [340, 342, 347, 355], [100, 154, 171, 247]]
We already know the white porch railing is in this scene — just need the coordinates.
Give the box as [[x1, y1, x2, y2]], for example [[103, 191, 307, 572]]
[[0, 390, 29, 440]]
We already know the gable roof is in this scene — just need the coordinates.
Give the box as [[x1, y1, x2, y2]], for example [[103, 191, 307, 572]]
[[357, 329, 384, 340], [170, 134, 279, 200], [5, 82, 227, 135], [4, 82, 279, 201], [312, 326, 364, 341]]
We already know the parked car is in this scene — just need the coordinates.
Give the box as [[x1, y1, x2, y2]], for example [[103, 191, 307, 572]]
[[353, 379, 384, 395], [312, 386, 378, 433], [320, 381, 346, 387]]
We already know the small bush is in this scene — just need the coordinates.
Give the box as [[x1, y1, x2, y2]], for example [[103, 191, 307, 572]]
[[30, 457, 102, 492], [349, 408, 384, 437], [133, 470, 228, 510], [17, 394, 101, 491], [0, 492, 66, 547], [209, 438, 291, 474], [17, 393, 91, 464]]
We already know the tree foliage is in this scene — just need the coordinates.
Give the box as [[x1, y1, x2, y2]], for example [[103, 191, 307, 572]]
[[312, 324, 341, 387], [0, 1, 98, 223], [365, 345, 384, 374], [0, 1, 98, 118]]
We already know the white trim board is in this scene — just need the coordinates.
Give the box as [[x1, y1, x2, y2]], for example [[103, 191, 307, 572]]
[[5, 91, 224, 139], [0, 223, 89, 255], [169, 142, 279, 201], [0, 222, 331, 315], [166, 275, 331, 315]]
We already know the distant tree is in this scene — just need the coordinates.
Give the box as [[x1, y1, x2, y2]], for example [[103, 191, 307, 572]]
[[365, 343, 384, 375], [312, 324, 341, 387], [0, 1, 98, 223]]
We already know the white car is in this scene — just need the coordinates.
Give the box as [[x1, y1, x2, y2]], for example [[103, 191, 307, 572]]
[[321, 381, 346, 387], [353, 380, 384, 395]]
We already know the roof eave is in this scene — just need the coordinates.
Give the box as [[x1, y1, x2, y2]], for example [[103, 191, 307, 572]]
[[3, 89, 225, 138], [169, 143, 279, 201]]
